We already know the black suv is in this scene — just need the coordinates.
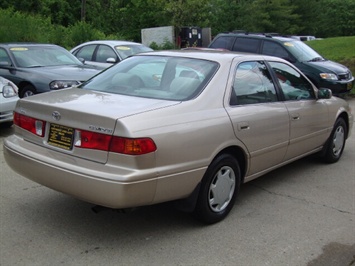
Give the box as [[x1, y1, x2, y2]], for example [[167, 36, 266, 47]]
[[209, 33, 354, 95]]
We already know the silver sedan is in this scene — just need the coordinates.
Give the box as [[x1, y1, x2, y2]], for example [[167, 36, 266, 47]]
[[0, 76, 19, 127], [70, 40, 153, 69], [3, 50, 353, 224]]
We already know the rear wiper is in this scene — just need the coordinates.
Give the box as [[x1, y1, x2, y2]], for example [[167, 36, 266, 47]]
[[308, 57, 324, 62]]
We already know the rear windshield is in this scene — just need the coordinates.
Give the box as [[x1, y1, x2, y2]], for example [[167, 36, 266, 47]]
[[80, 55, 219, 101]]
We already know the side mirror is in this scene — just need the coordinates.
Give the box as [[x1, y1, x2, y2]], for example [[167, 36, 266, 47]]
[[317, 88, 332, 99], [0, 61, 11, 67], [106, 57, 117, 64], [78, 57, 86, 64]]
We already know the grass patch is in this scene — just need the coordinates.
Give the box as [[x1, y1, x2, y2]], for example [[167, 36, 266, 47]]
[[306, 36, 355, 95]]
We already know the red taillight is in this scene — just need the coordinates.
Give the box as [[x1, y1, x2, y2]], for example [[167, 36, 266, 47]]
[[14, 112, 46, 137], [110, 137, 157, 155], [75, 130, 111, 151], [74, 129, 156, 155]]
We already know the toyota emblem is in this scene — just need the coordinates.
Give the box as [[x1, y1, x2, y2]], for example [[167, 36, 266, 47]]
[[52, 111, 61, 121]]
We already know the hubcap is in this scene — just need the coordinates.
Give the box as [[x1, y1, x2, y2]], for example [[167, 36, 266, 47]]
[[208, 166, 236, 212], [332, 126, 344, 156], [23, 90, 34, 97]]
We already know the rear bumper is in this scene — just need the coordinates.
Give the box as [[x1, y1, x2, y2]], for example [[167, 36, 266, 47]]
[[4, 135, 203, 209]]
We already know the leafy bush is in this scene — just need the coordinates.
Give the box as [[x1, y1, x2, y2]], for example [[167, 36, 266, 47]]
[[0, 8, 125, 49], [0, 8, 53, 43], [65, 21, 106, 49], [149, 39, 176, 50]]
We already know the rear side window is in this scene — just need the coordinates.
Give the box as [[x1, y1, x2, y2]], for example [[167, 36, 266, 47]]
[[262, 41, 290, 60], [232, 38, 260, 53], [209, 36, 235, 50]]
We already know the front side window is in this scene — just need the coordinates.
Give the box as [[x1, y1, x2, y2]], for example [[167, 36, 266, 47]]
[[80, 55, 219, 101], [230, 61, 277, 105], [262, 41, 291, 61], [96, 45, 117, 63], [268, 61, 315, 100]]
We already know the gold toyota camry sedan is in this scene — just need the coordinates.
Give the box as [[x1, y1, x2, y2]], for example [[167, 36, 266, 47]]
[[4, 50, 353, 224]]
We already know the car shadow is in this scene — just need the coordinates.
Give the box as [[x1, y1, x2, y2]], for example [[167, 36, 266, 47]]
[[15, 154, 326, 239], [0, 123, 14, 137]]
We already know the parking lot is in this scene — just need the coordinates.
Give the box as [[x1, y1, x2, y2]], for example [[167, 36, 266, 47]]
[[1, 99, 354, 266]]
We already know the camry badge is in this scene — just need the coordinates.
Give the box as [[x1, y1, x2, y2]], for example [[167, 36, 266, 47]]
[[52, 111, 61, 121]]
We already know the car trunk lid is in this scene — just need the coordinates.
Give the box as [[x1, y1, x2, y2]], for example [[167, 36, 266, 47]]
[[15, 88, 179, 163]]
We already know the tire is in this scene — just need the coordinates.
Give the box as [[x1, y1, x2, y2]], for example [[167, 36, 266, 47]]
[[19, 85, 36, 98], [0, 121, 13, 128], [321, 118, 347, 163], [193, 153, 241, 224]]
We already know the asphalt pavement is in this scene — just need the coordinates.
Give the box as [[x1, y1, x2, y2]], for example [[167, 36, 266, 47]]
[[0, 99, 354, 266]]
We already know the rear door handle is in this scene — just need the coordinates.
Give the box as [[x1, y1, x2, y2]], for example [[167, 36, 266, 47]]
[[291, 113, 300, 120], [237, 122, 250, 131]]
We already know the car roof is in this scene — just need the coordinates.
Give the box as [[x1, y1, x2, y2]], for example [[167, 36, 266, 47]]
[[136, 49, 284, 63], [214, 33, 297, 43], [74, 40, 147, 47], [0, 43, 60, 47]]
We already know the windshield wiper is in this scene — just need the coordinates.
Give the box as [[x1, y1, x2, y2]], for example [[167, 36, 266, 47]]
[[308, 57, 324, 62], [26, 65, 43, 68]]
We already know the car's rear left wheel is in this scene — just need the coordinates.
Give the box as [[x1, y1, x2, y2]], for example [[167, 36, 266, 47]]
[[193, 153, 241, 224]]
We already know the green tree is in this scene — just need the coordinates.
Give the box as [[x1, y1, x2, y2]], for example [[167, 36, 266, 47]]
[[291, 0, 322, 36], [107, 0, 169, 41], [317, 0, 355, 37], [255, 0, 300, 34], [42, 0, 80, 27]]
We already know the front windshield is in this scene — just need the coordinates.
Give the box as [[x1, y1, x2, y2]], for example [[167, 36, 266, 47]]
[[80, 55, 219, 101], [10, 46, 82, 67], [283, 40, 323, 62], [115, 45, 153, 60]]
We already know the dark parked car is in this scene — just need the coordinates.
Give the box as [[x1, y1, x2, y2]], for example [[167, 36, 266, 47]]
[[209, 33, 354, 95], [0, 43, 102, 98]]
